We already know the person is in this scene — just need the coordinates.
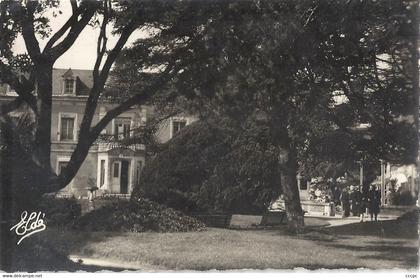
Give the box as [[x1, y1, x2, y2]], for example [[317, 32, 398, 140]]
[[367, 185, 381, 221], [333, 186, 341, 205], [340, 186, 350, 218], [360, 185, 369, 222], [349, 185, 362, 217]]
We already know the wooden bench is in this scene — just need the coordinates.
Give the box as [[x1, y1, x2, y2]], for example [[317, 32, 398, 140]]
[[191, 214, 232, 228], [260, 211, 287, 226]]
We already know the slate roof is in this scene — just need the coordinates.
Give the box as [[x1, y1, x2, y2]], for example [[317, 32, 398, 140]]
[[0, 68, 94, 96], [52, 68, 93, 96]]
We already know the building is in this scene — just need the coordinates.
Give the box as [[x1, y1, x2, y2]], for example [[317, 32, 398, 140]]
[[0, 68, 195, 198]]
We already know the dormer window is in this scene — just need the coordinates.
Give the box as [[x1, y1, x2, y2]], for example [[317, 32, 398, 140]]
[[61, 68, 76, 95], [64, 78, 74, 95]]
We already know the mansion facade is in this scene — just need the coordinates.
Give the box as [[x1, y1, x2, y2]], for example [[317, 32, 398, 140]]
[[0, 68, 196, 198]]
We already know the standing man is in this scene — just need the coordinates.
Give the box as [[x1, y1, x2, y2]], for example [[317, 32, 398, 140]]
[[360, 185, 369, 222], [367, 185, 381, 221], [340, 186, 350, 218], [349, 185, 359, 217]]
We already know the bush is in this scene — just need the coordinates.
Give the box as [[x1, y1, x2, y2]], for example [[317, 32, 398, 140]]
[[132, 120, 281, 214], [386, 188, 399, 205], [38, 196, 81, 227], [73, 197, 205, 232], [398, 190, 416, 206]]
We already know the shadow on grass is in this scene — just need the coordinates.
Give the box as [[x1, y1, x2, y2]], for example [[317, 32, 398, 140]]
[[3, 228, 124, 272], [71, 263, 139, 272], [322, 219, 418, 239], [293, 263, 359, 270], [310, 218, 419, 269]]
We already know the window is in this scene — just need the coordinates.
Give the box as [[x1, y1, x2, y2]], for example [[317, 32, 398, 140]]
[[64, 79, 74, 94], [114, 118, 131, 139], [56, 159, 73, 189], [172, 120, 186, 136], [113, 162, 120, 178], [100, 160, 105, 187], [60, 117, 75, 141], [57, 161, 69, 175]]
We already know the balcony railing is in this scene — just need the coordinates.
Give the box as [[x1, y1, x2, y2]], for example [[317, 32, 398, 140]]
[[97, 141, 145, 152]]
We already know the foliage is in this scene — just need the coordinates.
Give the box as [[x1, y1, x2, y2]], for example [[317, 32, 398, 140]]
[[132, 119, 281, 214], [38, 196, 81, 227], [73, 197, 205, 233], [386, 183, 399, 206], [124, 0, 417, 229], [0, 0, 207, 194], [398, 190, 416, 206]]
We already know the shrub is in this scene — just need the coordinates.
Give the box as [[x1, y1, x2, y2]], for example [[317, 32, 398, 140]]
[[386, 187, 399, 205], [132, 120, 281, 214], [398, 190, 416, 206], [38, 196, 81, 227], [73, 197, 205, 232]]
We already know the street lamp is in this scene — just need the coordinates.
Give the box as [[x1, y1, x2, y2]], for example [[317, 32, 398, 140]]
[[379, 159, 386, 206], [356, 151, 364, 191]]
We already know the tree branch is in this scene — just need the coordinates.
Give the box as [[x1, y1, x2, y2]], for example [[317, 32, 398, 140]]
[[0, 62, 36, 112], [93, 0, 110, 81], [8, 2, 41, 61], [54, 17, 139, 190], [0, 96, 24, 116], [91, 63, 177, 139], [43, 0, 81, 52], [49, 7, 96, 61], [78, 19, 138, 139]]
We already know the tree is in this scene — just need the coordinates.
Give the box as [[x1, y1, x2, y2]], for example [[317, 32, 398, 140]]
[[0, 0, 206, 197], [132, 118, 282, 214], [123, 0, 418, 232], [0, 1, 213, 270]]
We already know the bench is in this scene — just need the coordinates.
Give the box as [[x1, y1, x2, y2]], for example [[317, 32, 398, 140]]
[[191, 214, 232, 228], [261, 211, 287, 226]]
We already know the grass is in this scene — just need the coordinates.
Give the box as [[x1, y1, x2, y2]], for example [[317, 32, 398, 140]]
[[35, 215, 418, 271]]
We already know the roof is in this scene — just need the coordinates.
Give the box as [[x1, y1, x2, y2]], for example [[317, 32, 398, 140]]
[[52, 68, 93, 96], [0, 68, 94, 96]]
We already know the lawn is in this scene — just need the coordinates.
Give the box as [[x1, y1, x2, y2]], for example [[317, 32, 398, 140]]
[[35, 215, 418, 271]]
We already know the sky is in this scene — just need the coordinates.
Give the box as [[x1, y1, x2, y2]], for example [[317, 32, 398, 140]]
[[12, 1, 144, 70]]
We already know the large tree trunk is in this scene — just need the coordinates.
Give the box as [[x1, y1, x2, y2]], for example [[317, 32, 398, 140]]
[[33, 63, 53, 169], [0, 121, 14, 271], [270, 107, 305, 233], [280, 145, 304, 233]]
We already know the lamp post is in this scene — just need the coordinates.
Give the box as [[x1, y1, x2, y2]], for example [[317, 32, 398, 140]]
[[356, 151, 364, 191], [379, 159, 386, 206], [359, 161, 364, 190]]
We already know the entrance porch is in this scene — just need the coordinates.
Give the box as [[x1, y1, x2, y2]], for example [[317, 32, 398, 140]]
[[96, 146, 145, 195]]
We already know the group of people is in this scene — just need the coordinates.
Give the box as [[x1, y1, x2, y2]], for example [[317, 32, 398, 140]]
[[340, 185, 381, 222]]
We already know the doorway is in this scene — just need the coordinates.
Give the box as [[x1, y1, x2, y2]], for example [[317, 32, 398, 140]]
[[120, 160, 129, 194]]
